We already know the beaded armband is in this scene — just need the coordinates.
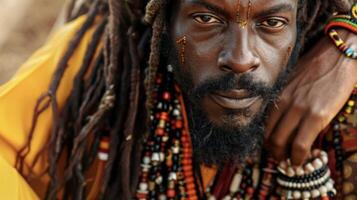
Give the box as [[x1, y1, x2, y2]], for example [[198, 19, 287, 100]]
[[324, 3, 357, 59]]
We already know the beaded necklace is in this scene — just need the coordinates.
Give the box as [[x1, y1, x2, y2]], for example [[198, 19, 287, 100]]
[[205, 158, 278, 200], [135, 63, 357, 200], [136, 65, 197, 200], [331, 85, 357, 199]]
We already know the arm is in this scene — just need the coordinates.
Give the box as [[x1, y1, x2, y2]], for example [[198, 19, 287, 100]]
[[265, 29, 357, 166]]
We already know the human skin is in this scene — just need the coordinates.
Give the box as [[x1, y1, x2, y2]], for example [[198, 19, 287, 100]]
[[171, 0, 298, 128], [265, 30, 357, 166]]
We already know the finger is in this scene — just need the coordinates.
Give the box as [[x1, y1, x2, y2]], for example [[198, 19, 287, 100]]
[[265, 97, 289, 139], [268, 106, 303, 161], [290, 114, 323, 166]]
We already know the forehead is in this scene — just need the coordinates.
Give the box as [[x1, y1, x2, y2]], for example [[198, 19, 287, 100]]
[[181, 0, 297, 5], [180, 0, 298, 14]]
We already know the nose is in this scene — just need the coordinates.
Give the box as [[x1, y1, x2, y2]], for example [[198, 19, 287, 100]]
[[218, 29, 260, 73]]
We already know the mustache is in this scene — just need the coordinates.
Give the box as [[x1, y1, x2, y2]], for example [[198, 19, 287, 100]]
[[190, 73, 276, 101]]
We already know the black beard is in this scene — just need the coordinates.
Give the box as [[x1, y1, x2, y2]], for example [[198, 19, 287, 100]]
[[188, 106, 266, 165], [162, 31, 302, 165]]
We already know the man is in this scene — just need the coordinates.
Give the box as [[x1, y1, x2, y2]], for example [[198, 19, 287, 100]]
[[0, 0, 356, 199]]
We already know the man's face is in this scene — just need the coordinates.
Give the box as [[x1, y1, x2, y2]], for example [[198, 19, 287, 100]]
[[171, 0, 298, 128], [169, 0, 298, 164]]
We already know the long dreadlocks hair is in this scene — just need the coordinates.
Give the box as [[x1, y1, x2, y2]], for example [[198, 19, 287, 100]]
[[15, 0, 353, 199]]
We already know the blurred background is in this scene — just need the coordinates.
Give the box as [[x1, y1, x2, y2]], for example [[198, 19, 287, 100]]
[[0, 0, 65, 84]]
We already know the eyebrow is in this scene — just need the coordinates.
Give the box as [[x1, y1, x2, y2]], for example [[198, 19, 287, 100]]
[[255, 3, 294, 18], [188, 0, 230, 18]]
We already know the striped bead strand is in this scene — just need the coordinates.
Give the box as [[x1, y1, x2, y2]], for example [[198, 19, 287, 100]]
[[98, 136, 110, 161], [327, 29, 357, 59], [257, 157, 278, 199]]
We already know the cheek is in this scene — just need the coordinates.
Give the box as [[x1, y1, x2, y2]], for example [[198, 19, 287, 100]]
[[177, 34, 224, 87], [256, 31, 296, 84]]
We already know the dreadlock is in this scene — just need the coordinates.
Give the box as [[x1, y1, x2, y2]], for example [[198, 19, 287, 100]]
[[15, 0, 353, 199]]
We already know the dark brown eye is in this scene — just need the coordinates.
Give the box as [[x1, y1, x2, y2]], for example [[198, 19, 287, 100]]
[[193, 14, 221, 24], [258, 18, 287, 29], [266, 19, 281, 26]]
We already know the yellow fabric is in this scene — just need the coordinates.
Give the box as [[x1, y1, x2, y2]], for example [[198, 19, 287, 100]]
[[0, 15, 101, 199], [0, 156, 38, 200]]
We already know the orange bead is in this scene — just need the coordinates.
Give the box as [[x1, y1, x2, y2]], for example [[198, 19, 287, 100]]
[[185, 177, 194, 184], [187, 195, 197, 200], [183, 153, 192, 158], [246, 187, 254, 195], [166, 160, 173, 167], [187, 189, 197, 196], [175, 120, 183, 128], [163, 92, 171, 100], [182, 159, 192, 165], [182, 143, 190, 148], [187, 183, 196, 190], [99, 141, 110, 150], [155, 128, 165, 136], [181, 136, 189, 143], [160, 112, 169, 120], [183, 148, 191, 154], [184, 170, 193, 177], [183, 165, 192, 171], [167, 189, 175, 198]]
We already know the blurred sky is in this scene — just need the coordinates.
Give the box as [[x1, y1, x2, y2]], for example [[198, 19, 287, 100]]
[[0, 0, 64, 84]]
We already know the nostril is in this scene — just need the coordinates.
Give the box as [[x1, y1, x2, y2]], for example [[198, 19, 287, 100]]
[[220, 65, 232, 72], [251, 65, 259, 72]]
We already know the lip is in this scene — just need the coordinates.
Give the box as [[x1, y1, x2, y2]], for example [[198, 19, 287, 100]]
[[210, 90, 260, 110]]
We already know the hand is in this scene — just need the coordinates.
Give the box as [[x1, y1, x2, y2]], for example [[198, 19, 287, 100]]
[[265, 30, 357, 166]]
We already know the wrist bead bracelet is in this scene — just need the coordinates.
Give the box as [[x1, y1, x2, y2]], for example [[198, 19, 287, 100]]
[[324, 18, 357, 33], [324, 3, 357, 59]]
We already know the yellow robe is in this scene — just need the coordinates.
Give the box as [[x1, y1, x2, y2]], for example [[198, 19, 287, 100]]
[[0, 15, 99, 199]]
